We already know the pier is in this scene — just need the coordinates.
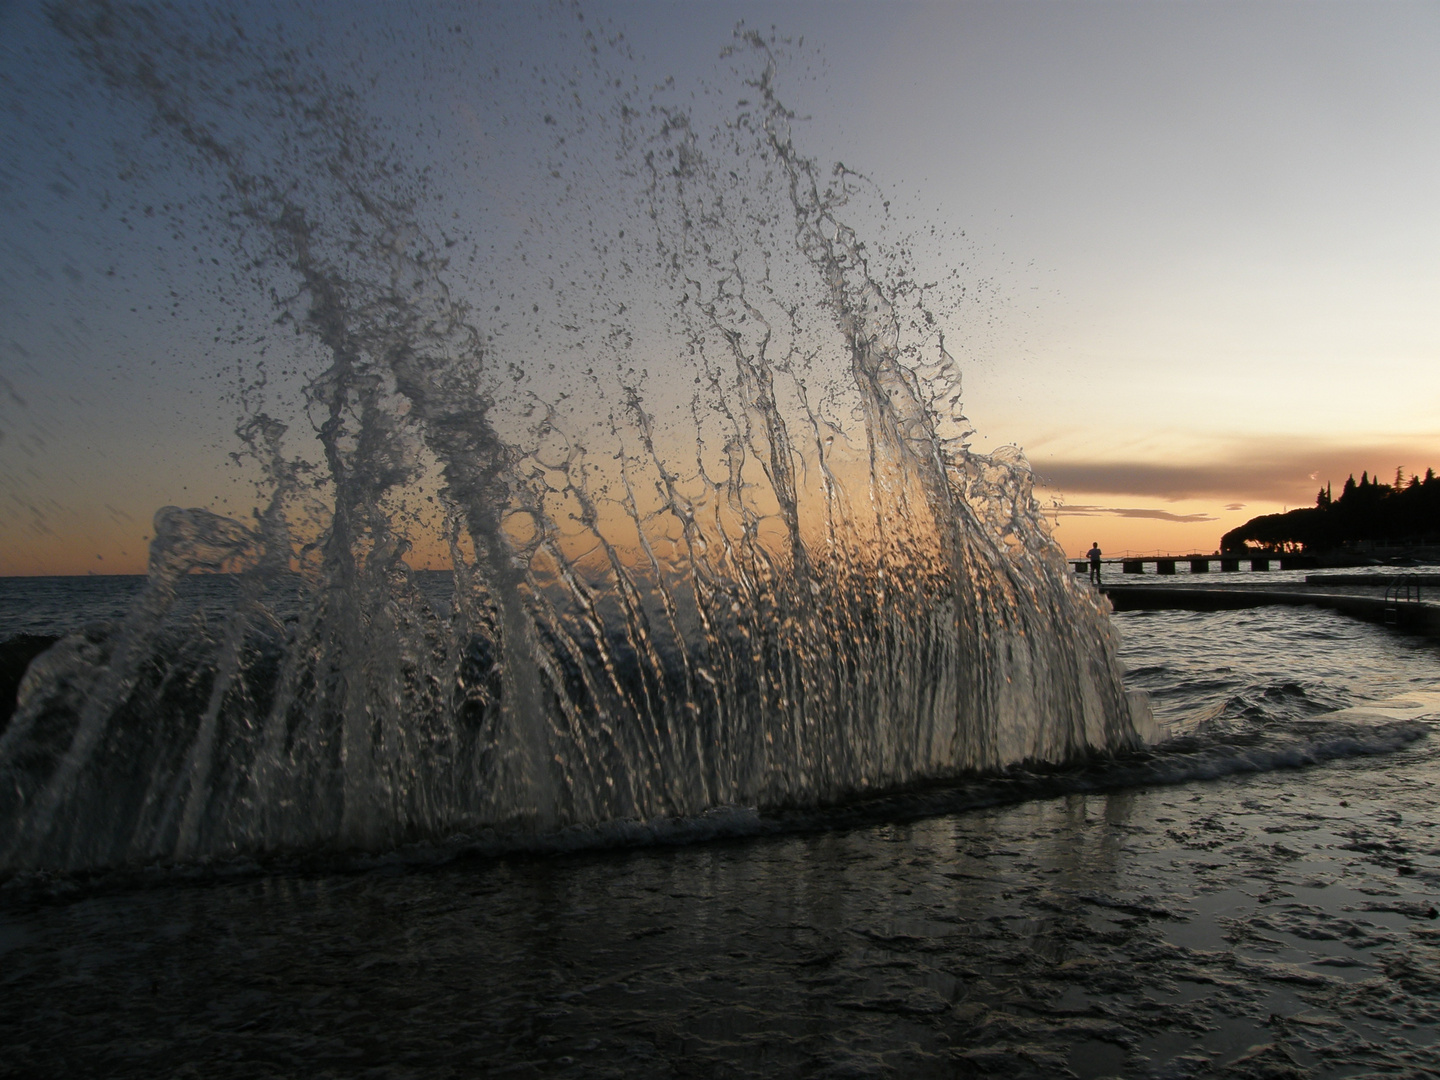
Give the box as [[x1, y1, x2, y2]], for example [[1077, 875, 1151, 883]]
[[1071, 554, 1318, 575]]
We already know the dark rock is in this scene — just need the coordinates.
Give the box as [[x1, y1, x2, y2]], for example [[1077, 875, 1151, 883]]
[[0, 634, 61, 732]]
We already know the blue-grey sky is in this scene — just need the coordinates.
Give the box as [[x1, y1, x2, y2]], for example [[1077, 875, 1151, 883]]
[[3, 0, 1438, 571]]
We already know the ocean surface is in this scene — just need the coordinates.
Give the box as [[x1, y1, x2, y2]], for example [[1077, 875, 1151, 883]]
[[2, 572, 1438, 1079]]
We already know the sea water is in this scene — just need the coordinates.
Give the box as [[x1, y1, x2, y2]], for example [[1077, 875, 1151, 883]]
[[2, 580, 1439, 1077]]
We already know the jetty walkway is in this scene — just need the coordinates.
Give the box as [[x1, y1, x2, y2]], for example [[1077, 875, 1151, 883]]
[[1072, 554, 1315, 574], [1097, 575, 1440, 637]]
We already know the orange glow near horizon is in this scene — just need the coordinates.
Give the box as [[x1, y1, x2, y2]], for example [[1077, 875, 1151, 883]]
[[1, 518, 150, 577], [0, 482, 1276, 578], [1048, 499, 1277, 561]]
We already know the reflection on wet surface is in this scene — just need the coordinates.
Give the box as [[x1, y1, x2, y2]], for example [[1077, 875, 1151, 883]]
[[3, 735, 1438, 1078]]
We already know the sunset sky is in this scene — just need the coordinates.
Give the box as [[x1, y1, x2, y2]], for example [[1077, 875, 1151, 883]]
[[2, 0, 1438, 574]]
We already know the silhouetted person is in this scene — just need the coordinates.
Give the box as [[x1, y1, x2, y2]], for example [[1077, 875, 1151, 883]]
[[1087, 542, 1102, 584]]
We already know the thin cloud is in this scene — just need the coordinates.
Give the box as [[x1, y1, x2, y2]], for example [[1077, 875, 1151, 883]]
[[1037, 463, 1261, 500], [1031, 439, 1440, 503], [1058, 505, 1217, 523]]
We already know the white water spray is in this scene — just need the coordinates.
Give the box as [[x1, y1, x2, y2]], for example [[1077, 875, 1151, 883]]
[[0, 3, 1149, 873]]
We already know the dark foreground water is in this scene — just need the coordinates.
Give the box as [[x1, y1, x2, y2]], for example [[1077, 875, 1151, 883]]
[[1, 579, 1439, 1079]]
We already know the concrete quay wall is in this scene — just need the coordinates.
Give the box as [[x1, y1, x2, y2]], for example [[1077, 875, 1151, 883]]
[[1099, 584, 1440, 637]]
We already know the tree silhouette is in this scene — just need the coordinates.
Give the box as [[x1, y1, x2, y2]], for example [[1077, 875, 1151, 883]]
[[1221, 468, 1440, 553]]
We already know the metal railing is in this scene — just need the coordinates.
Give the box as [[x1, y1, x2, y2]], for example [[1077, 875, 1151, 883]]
[[1384, 578, 1423, 625]]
